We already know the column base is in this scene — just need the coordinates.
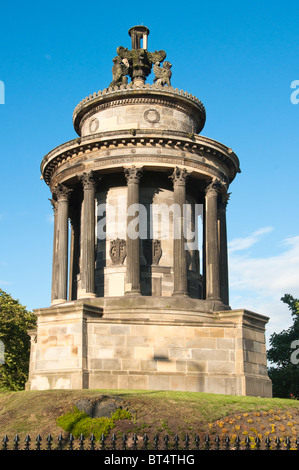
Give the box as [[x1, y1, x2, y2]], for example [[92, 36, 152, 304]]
[[124, 282, 141, 296], [206, 296, 222, 302], [51, 298, 67, 306], [77, 292, 96, 300], [125, 290, 141, 296], [172, 291, 189, 297]]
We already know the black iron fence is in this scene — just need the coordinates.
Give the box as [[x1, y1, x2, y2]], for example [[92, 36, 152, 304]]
[[1, 432, 299, 450]]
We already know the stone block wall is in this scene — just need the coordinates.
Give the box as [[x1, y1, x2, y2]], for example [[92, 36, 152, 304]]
[[26, 302, 272, 397]]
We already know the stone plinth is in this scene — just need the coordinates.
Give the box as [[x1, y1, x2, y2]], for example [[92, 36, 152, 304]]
[[26, 299, 272, 397]]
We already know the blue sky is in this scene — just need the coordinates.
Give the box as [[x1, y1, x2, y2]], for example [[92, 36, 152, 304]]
[[0, 0, 298, 343]]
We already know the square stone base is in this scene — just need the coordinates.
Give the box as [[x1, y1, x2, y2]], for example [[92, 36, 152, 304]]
[[26, 298, 272, 397]]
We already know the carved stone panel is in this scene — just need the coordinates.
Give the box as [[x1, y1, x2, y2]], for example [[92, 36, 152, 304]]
[[143, 239, 162, 265], [153, 239, 162, 265], [109, 239, 127, 265]]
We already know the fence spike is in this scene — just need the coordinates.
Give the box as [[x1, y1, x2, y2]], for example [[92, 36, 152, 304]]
[[184, 433, 190, 450], [111, 433, 117, 450], [57, 433, 63, 450], [142, 433, 149, 450], [194, 434, 200, 450], [153, 433, 159, 450], [100, 433, 106, 450], [285, 436, 291, 451], [234, 435, 241, 450], [174, 434, 179, 450], [122, 433, 127, 450], [46, 434, 53, 450], [132, 433, 138, 450], [36, 434, 42, 450], [14, 434, 20, 450], [215, 435, 221, 450], [79, 433, 85, 450], [68, 433, 74, 450], [204, 434, 210, 450], [2, 434, 9, 450], [275, 436, 281, 450], [225, 435, 230, 450], [244, 435, 251, 451], [90, 433, 96, 450], [24, 434, 31, 451], [255, 436, 261, 450]]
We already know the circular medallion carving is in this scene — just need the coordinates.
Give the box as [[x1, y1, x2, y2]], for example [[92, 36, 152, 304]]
[[89, 117, 99, 134], [144, 108, 160, 124]]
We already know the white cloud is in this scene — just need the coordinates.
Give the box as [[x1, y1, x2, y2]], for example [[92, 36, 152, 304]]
[[228, 226, 273, 253], [46, 213, 54, 224], [228, 229, 299, 340]]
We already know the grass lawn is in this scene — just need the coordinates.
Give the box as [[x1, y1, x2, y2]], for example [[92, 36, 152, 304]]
[[0, 389, 298, 449]]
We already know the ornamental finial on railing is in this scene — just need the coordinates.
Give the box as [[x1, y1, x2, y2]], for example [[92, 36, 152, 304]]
[[110, 25, 172, 87]]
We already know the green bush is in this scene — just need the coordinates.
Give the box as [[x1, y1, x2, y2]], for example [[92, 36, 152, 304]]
[[0, 290, 36, 390], [56, 406, 131, 440]]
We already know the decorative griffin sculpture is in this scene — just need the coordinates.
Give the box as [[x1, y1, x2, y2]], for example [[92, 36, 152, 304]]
[[110, 56, 130, 87], [153, 61, 172, 87]]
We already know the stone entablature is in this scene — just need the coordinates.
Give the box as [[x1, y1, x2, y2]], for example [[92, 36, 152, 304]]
[[41, 130, 240, 188]]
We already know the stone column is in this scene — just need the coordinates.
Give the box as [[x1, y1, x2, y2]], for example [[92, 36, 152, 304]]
[[124, 165, 143, 295], [205, 179, 221, 301], [68, 205, 80, 301], [50, 198, 58, 303], [202, 201, 206, 300], [52, 183, 72, 304], [218, 193, 230, 306], [170, 167, 189, 297], [79, 171, 96, 298]]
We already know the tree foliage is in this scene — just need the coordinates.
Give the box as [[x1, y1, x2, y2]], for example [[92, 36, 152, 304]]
[[0, 289, 36, 390], [267, 294, 299, 398]]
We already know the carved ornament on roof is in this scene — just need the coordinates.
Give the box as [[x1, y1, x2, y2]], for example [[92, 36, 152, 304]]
[[111, 26, 170, 87]]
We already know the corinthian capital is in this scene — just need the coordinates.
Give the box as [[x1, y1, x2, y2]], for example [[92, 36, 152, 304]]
[[170, 167, 188, 187], [54, 183, 72, 202], [81, 171, 97, 190], [124, 166, 143, 184], [205, 178, 222, 197]]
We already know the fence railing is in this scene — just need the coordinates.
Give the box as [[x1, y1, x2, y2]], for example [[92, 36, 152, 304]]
[[1, 433, 299, 450]]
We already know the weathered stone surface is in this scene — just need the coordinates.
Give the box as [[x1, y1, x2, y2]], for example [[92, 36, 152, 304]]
[[75, 397, 122, 418], [26, 301, 272, 397]]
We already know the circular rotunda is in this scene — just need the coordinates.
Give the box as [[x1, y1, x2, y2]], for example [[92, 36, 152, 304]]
[[27, 26, 272, 397]]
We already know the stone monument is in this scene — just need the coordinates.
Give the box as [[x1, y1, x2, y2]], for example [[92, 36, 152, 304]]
[[26, 26, 272, 397]]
